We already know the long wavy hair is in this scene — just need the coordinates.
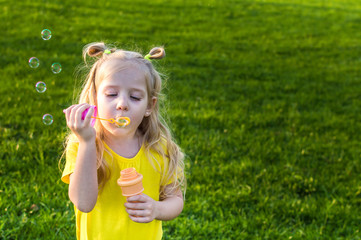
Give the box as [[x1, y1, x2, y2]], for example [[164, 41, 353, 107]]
[[62, 42, 185, 199]]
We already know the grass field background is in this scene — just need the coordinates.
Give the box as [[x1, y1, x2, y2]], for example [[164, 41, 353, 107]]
[[1, 0, 361, 239]]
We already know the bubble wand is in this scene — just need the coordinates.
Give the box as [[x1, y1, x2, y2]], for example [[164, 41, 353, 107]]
[[91, 116, 130, 128], [63, 105, 130, 128]]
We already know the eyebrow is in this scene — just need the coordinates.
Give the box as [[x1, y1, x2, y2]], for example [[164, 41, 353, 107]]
[[103, 85, 145, 93]]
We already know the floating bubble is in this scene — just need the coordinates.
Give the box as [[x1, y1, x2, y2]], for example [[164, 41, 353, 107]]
[[35, 81, 46, 93], [28, 57, 40, 68], [51, 63, 62, 74], [42, 114, 53, 125], [41, 29, 52, 40]]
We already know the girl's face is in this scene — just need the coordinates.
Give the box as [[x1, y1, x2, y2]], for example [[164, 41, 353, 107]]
[[96, 65, 154, 138]]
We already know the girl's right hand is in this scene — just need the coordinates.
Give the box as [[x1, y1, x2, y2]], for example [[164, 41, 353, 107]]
[[63, 103, 96, 142]]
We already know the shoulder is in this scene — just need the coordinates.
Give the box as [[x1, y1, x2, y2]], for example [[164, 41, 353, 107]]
[[143, 137, 169, 169], [144, 136, 168, 155], [159, 137, 168, 152]]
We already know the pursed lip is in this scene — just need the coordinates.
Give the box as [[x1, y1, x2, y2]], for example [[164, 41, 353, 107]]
[[114, 116, 131, 126]]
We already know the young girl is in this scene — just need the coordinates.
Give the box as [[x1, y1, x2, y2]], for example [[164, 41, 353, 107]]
[[61, 42, 185, 240]]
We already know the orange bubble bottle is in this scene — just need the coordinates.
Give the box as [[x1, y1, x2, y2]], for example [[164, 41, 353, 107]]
[[117, 167, 144, 197]]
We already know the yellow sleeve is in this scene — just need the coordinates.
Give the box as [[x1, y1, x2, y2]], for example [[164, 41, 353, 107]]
[[61, 141, 79, 184]]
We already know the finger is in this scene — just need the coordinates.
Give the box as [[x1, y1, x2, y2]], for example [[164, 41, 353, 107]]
[[63, 104, 77, 113], [83, 105, 94, 126], [75, 104, 90, 125], [124, 202, 147, 210], [65, 105, 80, 129], [63, 105, 77, 123], [128, 215, 152, 223], [127, 194, 147, 203], [69, 103, 87, 128], [126, 209, 150, 217]]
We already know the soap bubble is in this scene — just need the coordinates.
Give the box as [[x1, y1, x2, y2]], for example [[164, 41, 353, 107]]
[[35, 81, 46, 93], [28, 57, 40, 68], [116, 118, 128, 128], [42, 114, 53, 125], [51, 63, 62, 74], [41, 29, 52, 40]]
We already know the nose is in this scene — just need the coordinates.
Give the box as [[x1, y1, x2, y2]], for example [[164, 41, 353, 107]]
[[116, 95, 129, 111]]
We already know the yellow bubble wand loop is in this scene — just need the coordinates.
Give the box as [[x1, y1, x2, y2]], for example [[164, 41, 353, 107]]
[[91, 116, 130, 127]]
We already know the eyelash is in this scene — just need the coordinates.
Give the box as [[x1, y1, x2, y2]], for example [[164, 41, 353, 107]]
[[105, 94, 141, 101], [131, 96, 141, 101]]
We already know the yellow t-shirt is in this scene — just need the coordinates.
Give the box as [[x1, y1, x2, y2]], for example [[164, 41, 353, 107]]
[[61, 141, 168, 240]]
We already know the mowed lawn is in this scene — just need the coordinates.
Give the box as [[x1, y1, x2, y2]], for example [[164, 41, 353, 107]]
[[1, 0, 361, 239]]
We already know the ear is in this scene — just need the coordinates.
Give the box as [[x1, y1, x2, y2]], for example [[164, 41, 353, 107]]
[[145, 97, 157, 117]]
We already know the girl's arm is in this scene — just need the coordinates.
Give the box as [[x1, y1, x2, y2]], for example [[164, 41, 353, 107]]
[[154, 189, 184, 221], [68, 139, 98, 213], [64, 103, 98, 213], [124, 185, 184, 223]]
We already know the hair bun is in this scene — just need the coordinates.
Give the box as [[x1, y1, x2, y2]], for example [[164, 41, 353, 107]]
[[86, 43, 107, 57], [148, 47, 165, 59]]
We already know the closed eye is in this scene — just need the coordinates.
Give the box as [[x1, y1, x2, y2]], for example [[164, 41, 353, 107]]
[[106, 93, 117, 97], [130, 96, 141, 101]]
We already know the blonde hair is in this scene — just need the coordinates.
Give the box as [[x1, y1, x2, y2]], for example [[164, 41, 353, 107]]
[[63, 42, 186, 199]]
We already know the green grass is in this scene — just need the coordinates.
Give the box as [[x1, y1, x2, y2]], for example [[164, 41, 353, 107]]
[[1, 0, 361, 239]]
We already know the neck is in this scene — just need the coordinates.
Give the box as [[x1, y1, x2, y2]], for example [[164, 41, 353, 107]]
[[104, 130, 143, 158]]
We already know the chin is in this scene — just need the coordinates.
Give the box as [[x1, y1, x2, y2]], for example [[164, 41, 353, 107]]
[[111, 127, 134, 136], [102, 124, 124, 135]]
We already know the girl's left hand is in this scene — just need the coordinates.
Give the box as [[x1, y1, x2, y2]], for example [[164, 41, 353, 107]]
[[124, 194, 159, 223]]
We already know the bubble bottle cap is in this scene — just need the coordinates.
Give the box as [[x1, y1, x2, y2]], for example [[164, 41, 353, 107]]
[[117, 167, 144, 197]]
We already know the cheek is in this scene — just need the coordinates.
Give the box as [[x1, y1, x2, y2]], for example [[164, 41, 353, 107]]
[[97, 97, 113, 116]]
